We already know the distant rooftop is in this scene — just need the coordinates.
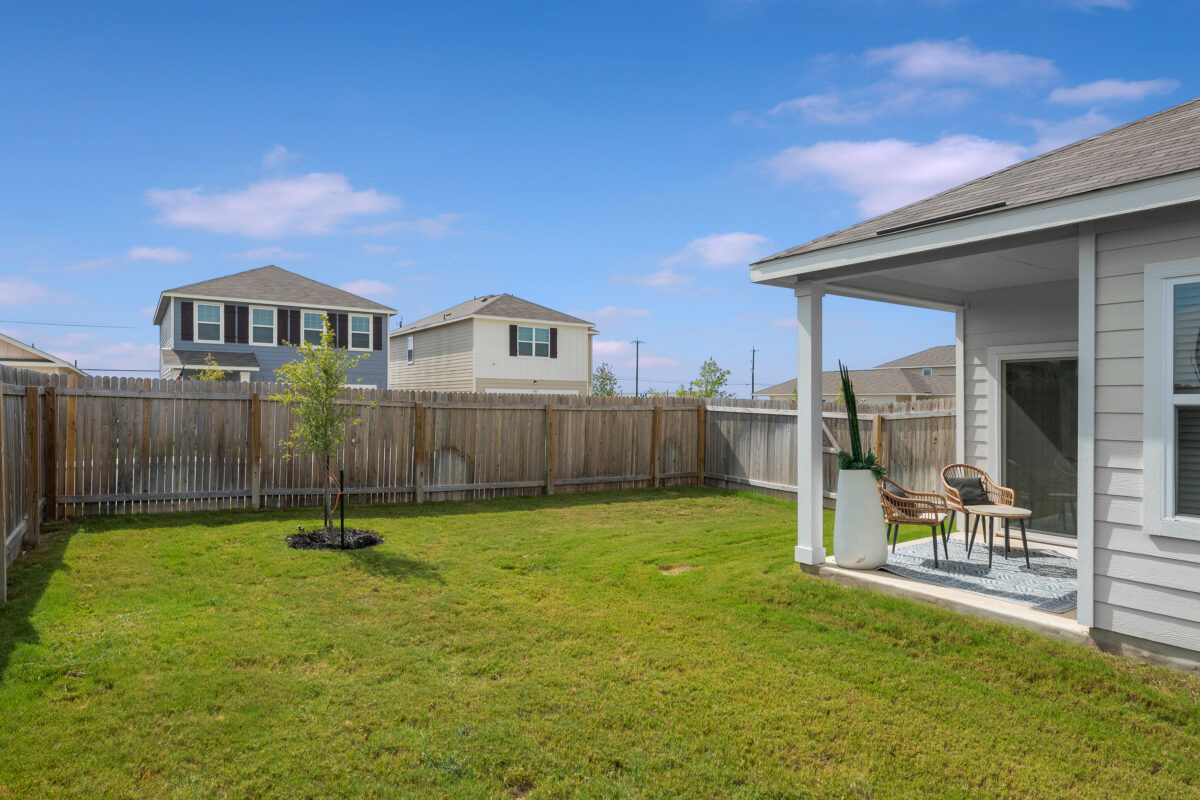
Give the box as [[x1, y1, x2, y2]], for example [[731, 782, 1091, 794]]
[[394, 294, 593, 335]]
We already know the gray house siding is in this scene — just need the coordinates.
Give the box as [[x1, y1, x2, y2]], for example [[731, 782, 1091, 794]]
[[164, 297, 388, 387], [1091, 214, 1200, 653]]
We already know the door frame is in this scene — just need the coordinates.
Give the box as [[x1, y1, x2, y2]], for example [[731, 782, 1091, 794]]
[[985, 341, 1079, 542]]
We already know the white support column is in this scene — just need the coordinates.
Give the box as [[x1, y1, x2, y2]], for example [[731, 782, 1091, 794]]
[[955, 307, 965, 467], [795, 280, 826, 565], [1077, 231, 1096, 628]]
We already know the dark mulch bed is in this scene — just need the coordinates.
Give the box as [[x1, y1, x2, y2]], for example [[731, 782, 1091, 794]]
[[287, 528, 383, 550]]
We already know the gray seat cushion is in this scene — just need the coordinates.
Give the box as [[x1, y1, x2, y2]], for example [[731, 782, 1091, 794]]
[[946, 476, 988, 505]]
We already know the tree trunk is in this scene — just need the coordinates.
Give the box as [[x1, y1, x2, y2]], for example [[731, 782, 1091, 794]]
[[323, 454, 332, 534]]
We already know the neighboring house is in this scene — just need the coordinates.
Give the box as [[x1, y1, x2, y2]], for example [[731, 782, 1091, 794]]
[[754, 345, 956, 403], [153, 265, 396, 386], [0, 332, 86, 377], [389, 294, 596, 395], [751, 97, 1200, 665]]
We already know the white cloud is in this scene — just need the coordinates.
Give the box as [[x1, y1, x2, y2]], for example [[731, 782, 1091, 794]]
[[614, 269, 693, 290], [764, 85, 971, 126], [224, 245, 311, 262], [262, 145, 297, 169], [362, 243, 398, 255], [664, 232, 773, 268], [768, 93, 875, 125], [147, 173, 400, 238], [357, 213, 464, 239], [1049, 78, 1178, 105], [0, 276, 55, 305], [592, 339, 679, 370], [865, 39, 1058, 87], [7, 331, 158, 373], [1028, 109, 1115, 152], [573, 306, 651, 323], [339, 279, 395, 296], [766, 135, 1025, 216], [126, 245, 191, 263]]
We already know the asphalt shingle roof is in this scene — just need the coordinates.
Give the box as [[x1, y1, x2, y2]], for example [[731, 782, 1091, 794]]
[[394, 294, 593, 334], [756, 97, 1200, 264], [873, 345, 956, 369], [162, 350, 261, 369]]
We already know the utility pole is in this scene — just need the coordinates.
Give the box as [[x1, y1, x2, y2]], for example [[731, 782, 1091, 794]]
[[751, 348, 758, 397], [631, 339, 645, 396]]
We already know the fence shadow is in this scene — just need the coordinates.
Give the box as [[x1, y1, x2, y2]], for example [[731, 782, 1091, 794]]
[[0, 528, 72, 681]]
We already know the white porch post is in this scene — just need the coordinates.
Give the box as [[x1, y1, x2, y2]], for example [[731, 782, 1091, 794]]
[[795, 280, 826, 565], [1077, 231, 1096, 628]]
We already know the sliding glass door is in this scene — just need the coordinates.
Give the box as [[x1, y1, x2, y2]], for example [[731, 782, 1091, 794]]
[[1002, 358, 1078, 537]]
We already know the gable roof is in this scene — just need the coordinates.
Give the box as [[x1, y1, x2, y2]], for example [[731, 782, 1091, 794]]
[[755, 369, 954, 399], [392, 294, 593, 335], [873, 345, 955, 369], [0, 331, 86, 375], [756, 97, 1200, 265], [154, 265, 397, 324]]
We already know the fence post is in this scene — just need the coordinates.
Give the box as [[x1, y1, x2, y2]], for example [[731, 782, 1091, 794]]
[[413, 401, 425, 503], [696, 404, 706, 487], [64, 374, 77, 518], [24, 387, 39, 547], [544, 402, 555, 495], [651, 405, 663, 488], [1, 382, 7, 603], [43, 386, 56, 522], [250, 392, 261, 509], [872, 414, 885, 466]]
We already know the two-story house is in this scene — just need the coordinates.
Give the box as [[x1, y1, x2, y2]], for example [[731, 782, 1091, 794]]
[[154, 265, 396, 386], [754, 344, 956, 404], [388, 294, 596, 394]]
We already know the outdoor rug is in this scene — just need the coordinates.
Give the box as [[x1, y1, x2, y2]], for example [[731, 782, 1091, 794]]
[[881, 536, 1077, 613]]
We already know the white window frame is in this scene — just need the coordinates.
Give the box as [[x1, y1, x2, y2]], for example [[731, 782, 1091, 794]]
[[516, 325, 551, 358], [406, 335, 414, 364], [194, 302, 223, 344], [250, 306, 276, 347], [301, 309, 326, 346], [1144, 258, 1200, 540], [349, 314, 372, 351]]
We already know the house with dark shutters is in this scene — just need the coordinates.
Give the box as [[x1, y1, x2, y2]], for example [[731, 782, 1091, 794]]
[[153, 265, 396, 386], [388, 294, 596, 394]]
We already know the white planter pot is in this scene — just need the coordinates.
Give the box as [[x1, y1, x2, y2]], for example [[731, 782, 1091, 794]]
[[832, 469, 888, 569]]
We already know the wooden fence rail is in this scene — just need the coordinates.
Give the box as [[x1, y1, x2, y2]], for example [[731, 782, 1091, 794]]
[[0, 366, 954, 601]]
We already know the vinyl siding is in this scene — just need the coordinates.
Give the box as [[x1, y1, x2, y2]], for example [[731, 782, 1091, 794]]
[[1091, 214, 1200, 653], [472, 318, 592, 385], [158, 305, 175, 379], [388, 319, 474, 391], [962, 280, 1078, 473], [161, 297, 389, 387]]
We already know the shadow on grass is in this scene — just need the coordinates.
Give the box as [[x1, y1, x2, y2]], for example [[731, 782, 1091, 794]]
[[0, 526, 72, 681], [346, 547, 444, 584]]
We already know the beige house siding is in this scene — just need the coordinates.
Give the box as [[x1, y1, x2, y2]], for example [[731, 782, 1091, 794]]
[[1091, 215, 1200, 653], [472, 318, 592, 386], [476, 378, 589, 395], [388, 319, 474, 391], [962, 280, 1078, 472]]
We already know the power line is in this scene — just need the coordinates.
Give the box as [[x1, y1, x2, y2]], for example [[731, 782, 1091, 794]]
[[0, 318, 139, 329]]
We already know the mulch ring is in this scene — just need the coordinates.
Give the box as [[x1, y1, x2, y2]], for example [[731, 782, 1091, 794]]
[[286, 528, 384, 551]]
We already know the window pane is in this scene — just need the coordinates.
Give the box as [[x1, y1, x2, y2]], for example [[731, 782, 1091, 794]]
[[1179, 407, 1200, 517], [534, 327, 550, 343], [351, 316, 370, 333], [518, 326, 533, 342], [197, 304, 221, 323], [518, 341, 533, 356], [534, 342, 549, 357], [1174, 282, 1200, 394], [252, 308, 274, 326], [252, 327, 274, 344], [304, 312, 323, 330], [352, 332, 370, 349], [197, 322, 221, 341], [304, 330, 322, 345]]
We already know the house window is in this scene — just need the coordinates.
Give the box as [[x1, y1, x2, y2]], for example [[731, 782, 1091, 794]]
[[922, 367, 933, 376], [251, 307, 275, 345], [517, 326, 550, 357], [350, 315, 371, 350], [407, 335, 414, 364], [1171, 280, 1200, 517], [302, 311, 325, 345], [196, 303, 222, 343]]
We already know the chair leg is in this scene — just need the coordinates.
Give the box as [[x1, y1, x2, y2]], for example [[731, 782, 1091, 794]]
[[940, 520, 949, 560], [967, 514, 980, 557], [930, 526, 939, 567], [1004, 519, 1010, 559], [988, 517, 994, 569], [1019, 518, 1030, 569], [948, 510, 957, 535]]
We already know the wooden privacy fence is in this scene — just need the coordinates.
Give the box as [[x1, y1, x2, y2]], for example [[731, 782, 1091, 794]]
[[0, 366, 954, 600]]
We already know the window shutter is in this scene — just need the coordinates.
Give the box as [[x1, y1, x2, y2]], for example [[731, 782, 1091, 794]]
[[334, 313, 348, 348], [509, 324, 518, 357], [290, 310, 300, 344], [373, 316, 384, 351], [277, 308, 289, 345], [224, 305, 237, 343], [549, 327, 558, 359], [236, 305, 249, 344], [180, 301, 193, 342]]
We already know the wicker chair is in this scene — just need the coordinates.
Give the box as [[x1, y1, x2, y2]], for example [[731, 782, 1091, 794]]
[[877, 478, 950, 567], [940, 464, 1016, 557]]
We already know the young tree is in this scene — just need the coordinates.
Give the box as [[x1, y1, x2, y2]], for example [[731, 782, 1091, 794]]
[[591, 362, 619, 396], [274, 317, 369, 543], [676, 358, 731, 398], [190, 353, 230, 382]]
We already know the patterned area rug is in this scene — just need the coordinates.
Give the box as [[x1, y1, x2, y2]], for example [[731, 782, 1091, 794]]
[[880, 536, 1077, 613]]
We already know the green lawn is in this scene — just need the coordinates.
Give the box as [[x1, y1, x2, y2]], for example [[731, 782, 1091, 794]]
[[1, 488, 1198, 799]]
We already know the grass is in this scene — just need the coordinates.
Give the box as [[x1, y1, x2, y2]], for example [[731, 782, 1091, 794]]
[[1, 487, 1198, 799]]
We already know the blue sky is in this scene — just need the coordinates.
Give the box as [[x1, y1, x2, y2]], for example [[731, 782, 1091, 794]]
[[1, 1, 1195, 394]]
